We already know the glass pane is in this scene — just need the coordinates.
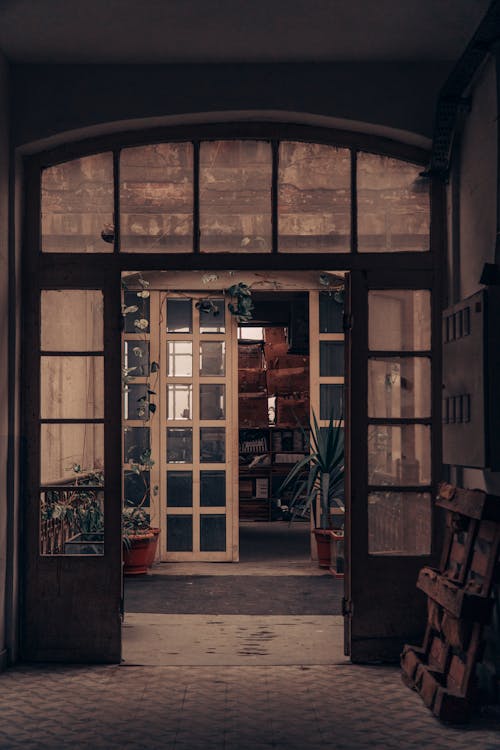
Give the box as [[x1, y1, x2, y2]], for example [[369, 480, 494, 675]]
[[199, 298, 225, 333], [369, 290, 430, 351], [167, 384, 193, 420], [124, 470, 150, 507], [368, 358, 431, 418], [200, 471, 226, 507], [200, 515, 226, 551], [357, 153, 430, 252], [319, 342, 344, 377], [368, 492, 431, 555], [167, 341, 193, 377], [167, 428, 193, 463], [319, 291, 344, 333], [41, 290, 103, 351], [41, 153, 114, 253], [123, 290, 150, 334], [167, 471, 193, 508], [40, 489, 104, 556], [279, 142, 350, 253], [200, 342, 225, 376], [200, 140, 272, 253], [320, 384, 343, 421], [200, 385, 225, 420], [41, 423, 104, 485], [124, 340, 150, 376], [124, 383, 149, 421], [120, 143, 193, 253], [167, 515, 193, 552], [41, 356, 103, 419], [166, 299, 192, 332], [200, 428, 225, 462], [368, 425, 431, 485], [124, 426, 150, 464]]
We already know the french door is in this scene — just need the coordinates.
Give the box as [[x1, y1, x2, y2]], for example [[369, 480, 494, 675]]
[[344, 270, 440, 662], [23, 281, 122, 662], [123, 291, 239, 562]]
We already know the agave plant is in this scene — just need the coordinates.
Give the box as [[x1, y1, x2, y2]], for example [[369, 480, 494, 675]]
[[279, 411, 344, 529]]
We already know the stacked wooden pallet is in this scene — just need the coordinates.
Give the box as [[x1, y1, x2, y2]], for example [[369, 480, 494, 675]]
[[401, 482, 500, 723]]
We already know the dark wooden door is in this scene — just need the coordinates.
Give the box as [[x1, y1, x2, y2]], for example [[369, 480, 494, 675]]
[[344, 269, 439, 662], [22, 280, 122, 662]]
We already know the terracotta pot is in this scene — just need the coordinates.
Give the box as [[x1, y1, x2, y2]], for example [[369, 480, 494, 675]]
[[123, 528, 160, 575], [313, 528, 334, 568]]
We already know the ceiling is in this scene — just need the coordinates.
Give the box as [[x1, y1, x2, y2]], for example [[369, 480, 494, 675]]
[[0, 0, 490, 64]]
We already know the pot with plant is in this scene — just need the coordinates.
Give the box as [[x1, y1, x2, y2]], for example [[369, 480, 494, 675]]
[[279, 411, 344, 568], [122, 504, 160, 575]]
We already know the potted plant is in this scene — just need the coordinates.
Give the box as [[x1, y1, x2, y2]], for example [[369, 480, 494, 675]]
[[279, 411, 344, 567], [122, 504, 160, 575]]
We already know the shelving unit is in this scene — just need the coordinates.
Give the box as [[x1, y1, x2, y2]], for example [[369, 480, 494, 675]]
[[238, 427, 309, 520]]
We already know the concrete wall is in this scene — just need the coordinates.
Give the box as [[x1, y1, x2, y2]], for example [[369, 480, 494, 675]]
[[11, 62, 449, 150], [0, 51, 9, 668]]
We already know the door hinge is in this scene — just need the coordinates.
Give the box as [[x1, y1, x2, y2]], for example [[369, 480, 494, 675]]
[[343, 313, 353, 332], [342, 597, 353, 617]]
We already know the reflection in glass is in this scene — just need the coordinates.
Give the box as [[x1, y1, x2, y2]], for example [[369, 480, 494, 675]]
[[41, 290, 103, 351], [124, 384, 149, 421], [167, 428, 193, 463], [357, 153, 430, 252], [42, 153, 114, 253], [199, 298, 225, 333], [200, 140, 272, 253], [200, 385, 225, 420], [320, 384, 343, 421], [167, 298, 192, 332], [124, 340, 150, 376], [41, 423, 104, 486], [319, 291, 344, 333], [368, 492, 431, 555], [40, 489, 104, 556], [120, 142, 194, 253], [167, 471, 193, 507], [168, 384, 193, 420], [368, 424, 431, 485], [124, 470, 150, 507], [369, 290, 430, 351], [168, 341, 193, 376], [320, 342, 344, 377], [167, 515, 193, 551], [200, 515, 226, 551], [124, 426, 150, 464], [123, 290, 150, 333], [200, 341, 225, 375], [368, 358, 431, 419], [200, 428, 225, 462], [41, 356, 103, 419], [279, 142, 350, 252], [200, 471, 226, 507]]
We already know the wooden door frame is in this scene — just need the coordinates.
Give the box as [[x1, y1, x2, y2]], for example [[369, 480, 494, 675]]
[[20, 124, 444, 663]]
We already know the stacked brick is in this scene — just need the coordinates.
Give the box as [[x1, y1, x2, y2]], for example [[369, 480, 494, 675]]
[[401, 482, 500, 722]]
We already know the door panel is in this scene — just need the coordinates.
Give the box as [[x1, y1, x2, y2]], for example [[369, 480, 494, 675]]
[[160, 294, 237, 561], [23, 284, 122, 662], [345, 270, 438, 662]]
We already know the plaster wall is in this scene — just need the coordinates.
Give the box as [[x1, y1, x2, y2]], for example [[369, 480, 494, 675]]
[[449, 56, 500, 494], [11, 62, 448, 150], [0, 51, 9, 668]]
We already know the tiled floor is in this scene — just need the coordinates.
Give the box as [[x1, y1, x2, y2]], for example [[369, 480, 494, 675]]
[[2, 523, 499, 748], [1, 663, 499, 749]]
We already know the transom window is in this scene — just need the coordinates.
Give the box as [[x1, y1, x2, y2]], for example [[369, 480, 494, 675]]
[[41, 140, 430, 255]]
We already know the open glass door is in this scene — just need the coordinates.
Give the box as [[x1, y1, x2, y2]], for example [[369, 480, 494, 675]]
[[344, 270, 438, 662], [23, 284, 122, 662]]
